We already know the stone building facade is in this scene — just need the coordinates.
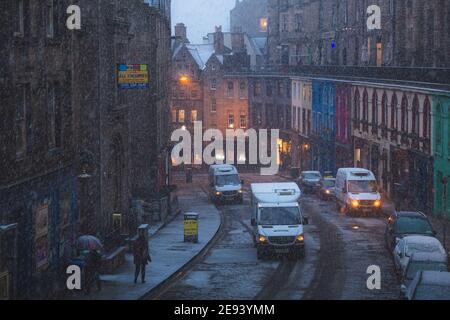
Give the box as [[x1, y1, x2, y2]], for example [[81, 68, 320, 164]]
[[172, 26, 251, 165], [267, 0, 450, 67], [0, 0, 171, 299], [230, 0, 269, 38]]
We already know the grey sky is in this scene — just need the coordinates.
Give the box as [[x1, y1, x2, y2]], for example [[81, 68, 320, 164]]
[[172, 0, 236, 43]]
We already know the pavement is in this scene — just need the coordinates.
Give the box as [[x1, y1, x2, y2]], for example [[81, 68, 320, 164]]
[[68, 182, 221, 300]]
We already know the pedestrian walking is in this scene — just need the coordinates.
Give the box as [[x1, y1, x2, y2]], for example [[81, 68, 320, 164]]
[[133, 234, 151, 284]]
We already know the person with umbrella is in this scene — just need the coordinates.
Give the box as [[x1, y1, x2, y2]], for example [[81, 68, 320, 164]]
[[133, 234, 151, 284], [76, 235, 103, 294]]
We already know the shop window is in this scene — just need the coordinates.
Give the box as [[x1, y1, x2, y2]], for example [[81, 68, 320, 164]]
[[391, 94, 398, 129], [178, 109, 185, 123], [436, 104, 442, 154], [412, 96, 420, 135], [191, 110, 198, 122], [401, 95, 408, 133], [423, 98, 431, 139]]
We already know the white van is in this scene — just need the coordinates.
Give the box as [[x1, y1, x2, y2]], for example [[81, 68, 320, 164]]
[[335, 168, 382, 216], [208, 165, 243, 204], [250, 183, 307, 260]]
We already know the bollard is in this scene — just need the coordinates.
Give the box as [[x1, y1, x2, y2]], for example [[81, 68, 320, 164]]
[[184, 212, 199, 243], [186, 168, 193, 183]]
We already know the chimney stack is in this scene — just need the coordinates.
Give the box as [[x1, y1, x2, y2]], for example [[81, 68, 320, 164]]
[[214, 26, 225, 54], [231, 27, 245, 53], [175, 23, 188, 42]]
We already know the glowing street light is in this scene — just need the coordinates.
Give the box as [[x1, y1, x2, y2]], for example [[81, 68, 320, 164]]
[[179, 75, 189, 85]]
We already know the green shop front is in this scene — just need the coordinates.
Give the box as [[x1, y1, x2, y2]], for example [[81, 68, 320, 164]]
[[433, 93, 450, 218]]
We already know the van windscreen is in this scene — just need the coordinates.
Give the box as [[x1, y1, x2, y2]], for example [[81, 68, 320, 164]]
[[215, 174, 240, 187], [259, 207, 301, 226], [347, 180, 378, 193]]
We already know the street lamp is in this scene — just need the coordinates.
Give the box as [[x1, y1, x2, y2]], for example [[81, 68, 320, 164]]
[[179, 75, 190, 86]]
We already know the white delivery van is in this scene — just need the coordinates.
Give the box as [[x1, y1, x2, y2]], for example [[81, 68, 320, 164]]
[[209, 165, 243, 204], [250, 183, 307, 260], [335, 168, 382, 216]]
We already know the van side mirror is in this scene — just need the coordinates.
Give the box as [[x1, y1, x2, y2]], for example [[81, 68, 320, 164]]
[[303, 217, 309, 225], [342, 187, 347, 194], [241, 180, 245, 185], [251, 218, 257, 227]]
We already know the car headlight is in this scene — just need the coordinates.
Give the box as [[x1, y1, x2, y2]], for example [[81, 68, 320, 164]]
[[296, 234, 305, 242], [259, 235, 267, 243], [325, 190, 331, 194], [351, 200, 360, 208], [238, 189, 243, 194], [215, 191, 221, 196], [374, 200, 381, 208]]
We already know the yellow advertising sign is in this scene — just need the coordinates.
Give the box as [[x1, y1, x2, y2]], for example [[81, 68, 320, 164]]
[[184, 219, 198, 237]]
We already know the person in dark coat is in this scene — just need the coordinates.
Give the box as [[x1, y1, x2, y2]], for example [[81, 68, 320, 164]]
[[85, 249, 102, 294], [133, 235, 151, 284]]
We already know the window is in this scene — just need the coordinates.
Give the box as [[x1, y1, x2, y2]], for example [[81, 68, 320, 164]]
[[363, 90, 369, 131], [412, 96, 420, 135], [171, 109, 177, 123], [15, 84, 28, 157], [15, 0, 25, 35], [191, 90, 198, 99], [211, 78, 217, 90], [227, 81, 234, 98], [191, 110, 198, 122], [239, 82, 246, 99], [228, 114, 235, 129], [46, 0, 56, 38], [254, 82, 262, 97], [436, 105, 442, 153], [302, 109, 306, 134], [266, 82, 273, 97], [211, 98, 217, 113], [259, 18, 268, 32], [48, 82, 61, 149], [372, 91, 378, 128], [382, 93, 388, 137], [278, 81, 284, 96], [281, 14, 289, 32], [178, 109, 185, 123], [401, 95, 408, 133], [354, 89, 360, 129], [240, 115, 247, 129], [391, 94, 398, 129], [423, 98, 430, 139], [295, 13, 302, 31]]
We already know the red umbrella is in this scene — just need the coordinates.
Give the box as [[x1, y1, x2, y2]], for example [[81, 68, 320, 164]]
[[77, 235, 103, 251]]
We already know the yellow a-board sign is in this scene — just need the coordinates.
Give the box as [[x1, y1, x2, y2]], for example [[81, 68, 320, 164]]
[[184, 213, 199, 243]]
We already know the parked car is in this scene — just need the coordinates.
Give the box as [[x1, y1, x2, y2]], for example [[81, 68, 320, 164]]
[[393, 236, 447, 276], [400, 252, 448, 290], [385, 211, 436, 252], [403, 271, 450, 300], [318, 178, 336, 200], [297, 171, 322, 194]]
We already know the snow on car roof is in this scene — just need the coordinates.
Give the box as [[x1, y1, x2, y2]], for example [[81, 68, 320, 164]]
[[410, 252, 448, 263], [420, 271, 450, 286], [404, 235, 442, 246]]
